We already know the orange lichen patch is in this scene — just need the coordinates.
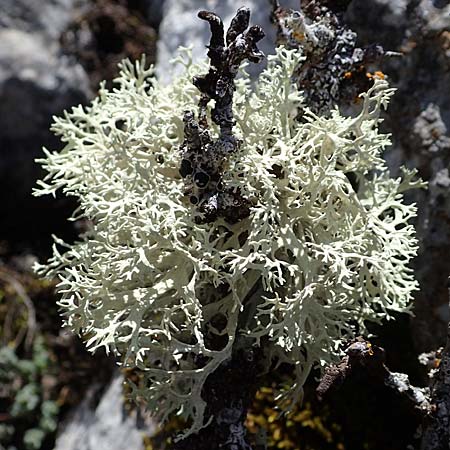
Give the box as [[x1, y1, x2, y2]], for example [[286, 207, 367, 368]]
[[374, 71, 385, 79], [292, 31, 305, 41], [343, 71, 353, 79], [365, 71, 385, 80], [440, 31, 450, 50]]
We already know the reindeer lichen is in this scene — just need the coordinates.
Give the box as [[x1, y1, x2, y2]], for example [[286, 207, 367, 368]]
[[34, 11, 423, 438]]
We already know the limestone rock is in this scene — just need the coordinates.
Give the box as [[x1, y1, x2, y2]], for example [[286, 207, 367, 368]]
[[0, 29, 90, 244], [0, 0, 89, 40], [0, 1, 90, 248], [54, 372, 156, 450]]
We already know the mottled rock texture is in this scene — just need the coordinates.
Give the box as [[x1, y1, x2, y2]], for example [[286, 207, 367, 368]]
[[0, 0, 159, 254], [60, 0, 157, 91], [0, 0, 91, 251], [346, 0, 450, 353], [0, 0, 89, 39]]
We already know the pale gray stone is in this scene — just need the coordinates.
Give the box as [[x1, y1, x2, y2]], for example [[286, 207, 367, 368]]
[[0, 29, 90, 139], [0, 0, 89, 40], [54, 372, 156, 450], [0, 28, 90, 231], [0, 0, 92, 241]]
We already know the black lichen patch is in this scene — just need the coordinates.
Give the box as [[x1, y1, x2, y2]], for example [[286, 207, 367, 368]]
[[179, 159, 193, 178], [271, 0, 388, 115], [179, 7, 265, 225]]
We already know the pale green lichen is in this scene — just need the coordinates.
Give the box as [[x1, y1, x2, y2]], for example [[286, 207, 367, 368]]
[[34, 47, 424, 437]]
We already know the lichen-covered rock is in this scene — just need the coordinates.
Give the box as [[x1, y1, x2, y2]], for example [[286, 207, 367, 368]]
[[34, 45, 423, 438], [271, 0, 387, 115], [346, 0, 450, 352]]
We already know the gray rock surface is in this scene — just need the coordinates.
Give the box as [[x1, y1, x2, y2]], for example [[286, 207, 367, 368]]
[[346, 0, 450, 352], [156, 0, 299, 82], [143, 0, 166, 29], [0, 0, 89, 40], [54, 372, 155, 450], [0, 29, 90, 142], [0, 0, 90, 246]]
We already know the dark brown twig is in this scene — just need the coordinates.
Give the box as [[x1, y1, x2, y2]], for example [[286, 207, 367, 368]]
[[179, 7, 265, 224], [172, 10, 266, 449], [172, 345, 262, 450], [317, 337, 430, 414]]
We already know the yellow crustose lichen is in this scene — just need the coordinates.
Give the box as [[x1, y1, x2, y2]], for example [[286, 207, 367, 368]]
[[34, 47, 424, 438]]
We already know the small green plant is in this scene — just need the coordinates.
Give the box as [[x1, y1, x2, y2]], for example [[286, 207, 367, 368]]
[[34, 18, 424, 439], [0, 337, 59, 450]]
